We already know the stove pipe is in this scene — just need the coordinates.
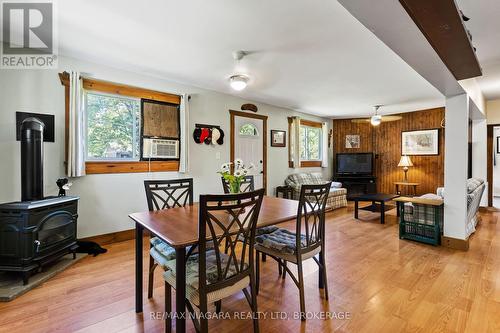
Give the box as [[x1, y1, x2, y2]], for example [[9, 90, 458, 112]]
[[21, 117, 44, 201]]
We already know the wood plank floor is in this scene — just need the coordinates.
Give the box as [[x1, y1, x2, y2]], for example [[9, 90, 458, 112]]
[[0, 205, 499, 333]]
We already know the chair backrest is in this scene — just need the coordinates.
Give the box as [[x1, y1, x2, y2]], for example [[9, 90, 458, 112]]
[[144, 178, 193, 211], [221, 175, 255, 193], [197, 189, 265, 293], [295, 182, 331, 255]]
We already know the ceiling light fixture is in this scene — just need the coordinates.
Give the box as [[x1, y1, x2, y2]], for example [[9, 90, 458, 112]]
[[229, 50, 250, 91], [229, 74, 249, 91], [370, 105, 382, 126]]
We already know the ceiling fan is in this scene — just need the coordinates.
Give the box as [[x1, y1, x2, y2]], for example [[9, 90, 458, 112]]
[[351, 105, 402, 126]]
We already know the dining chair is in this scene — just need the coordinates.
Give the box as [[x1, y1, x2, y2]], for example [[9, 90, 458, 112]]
[[221, 174, 274, 262], [144, 178, 193, 299], [163, 189, 265, 333], [254, 182, 331, 321], [221, 175, 255, 193]]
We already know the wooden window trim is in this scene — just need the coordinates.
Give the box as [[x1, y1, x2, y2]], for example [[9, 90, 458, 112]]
[[85, 161, 179, 175], [300, 119, 322, 128], [300, 161, 322, 168], [59, 72, 181, 174]]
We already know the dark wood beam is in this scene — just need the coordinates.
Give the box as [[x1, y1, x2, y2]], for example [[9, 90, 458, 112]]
[[399, 0, 482, 80]]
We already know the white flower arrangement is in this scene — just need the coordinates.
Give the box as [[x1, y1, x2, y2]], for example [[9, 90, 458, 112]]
[[218, 159, 254, 193]]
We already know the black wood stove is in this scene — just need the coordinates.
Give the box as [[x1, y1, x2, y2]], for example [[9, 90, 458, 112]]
[[0, 118, 79, 284]]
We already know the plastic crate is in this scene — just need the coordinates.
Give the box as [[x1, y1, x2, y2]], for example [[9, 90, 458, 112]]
[[398, 202, 443, 246]]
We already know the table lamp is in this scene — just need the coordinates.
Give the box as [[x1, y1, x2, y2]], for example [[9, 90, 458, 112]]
[[398, 155, 413, 182]]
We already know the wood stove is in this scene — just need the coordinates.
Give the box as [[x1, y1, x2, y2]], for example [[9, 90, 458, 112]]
[[0, 118, 79, 284]]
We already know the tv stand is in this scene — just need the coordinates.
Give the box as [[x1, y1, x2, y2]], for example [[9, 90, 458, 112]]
[[334, 175, 376, 200]]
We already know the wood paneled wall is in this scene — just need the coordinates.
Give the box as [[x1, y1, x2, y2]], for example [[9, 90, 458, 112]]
[[332, 108, 445, 195]]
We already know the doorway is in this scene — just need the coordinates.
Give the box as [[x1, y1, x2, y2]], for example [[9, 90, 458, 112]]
[[229, 110, 267, 191], [487, 124, 500, 207]]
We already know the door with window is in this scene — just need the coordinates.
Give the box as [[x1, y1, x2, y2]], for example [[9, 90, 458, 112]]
[[230, 111, 267, 190]]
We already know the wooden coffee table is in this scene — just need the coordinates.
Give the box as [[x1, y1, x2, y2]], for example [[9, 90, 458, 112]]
[[352, 193, 399, 224]]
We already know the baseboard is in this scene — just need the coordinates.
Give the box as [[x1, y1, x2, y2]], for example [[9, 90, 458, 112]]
[[81, 228, 148, 245], [440, 235, 469, 251]]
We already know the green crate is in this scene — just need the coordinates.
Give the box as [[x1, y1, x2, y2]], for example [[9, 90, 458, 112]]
[[398, 202, 442, 246]]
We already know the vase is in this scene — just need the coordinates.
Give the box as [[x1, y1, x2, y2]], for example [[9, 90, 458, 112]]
[[229, 182, 241, 194]]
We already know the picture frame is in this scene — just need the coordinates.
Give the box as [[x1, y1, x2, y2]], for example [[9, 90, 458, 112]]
[[401, 129, 439, 155], [345, 134, 360, 149], [271, 130, 286, 147]]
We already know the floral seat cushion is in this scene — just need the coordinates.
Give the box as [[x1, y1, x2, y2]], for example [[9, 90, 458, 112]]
[[163, 249, 248, 290], [255, 228, 307, 255], [150, 237, 176, 260]]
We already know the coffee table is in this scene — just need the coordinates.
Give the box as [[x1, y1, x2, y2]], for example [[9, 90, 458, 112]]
[[352, 193, 399, 224]]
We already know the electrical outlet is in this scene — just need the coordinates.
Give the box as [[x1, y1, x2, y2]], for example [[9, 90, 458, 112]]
[[215, 152, 221, 160]]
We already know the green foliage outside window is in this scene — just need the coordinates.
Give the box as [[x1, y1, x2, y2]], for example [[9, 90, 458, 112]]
[[300, 126, 321, 161], [86, 92, 140, 160]]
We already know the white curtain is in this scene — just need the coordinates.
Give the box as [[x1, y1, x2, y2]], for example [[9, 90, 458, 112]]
[[67, 71, 86, 177], [321, 122, 329, 168], [289, 116, 301, 168], [178, 94, 189, 173]]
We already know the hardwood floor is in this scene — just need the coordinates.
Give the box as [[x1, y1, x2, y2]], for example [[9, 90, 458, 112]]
[[0, 204, 499, 333]]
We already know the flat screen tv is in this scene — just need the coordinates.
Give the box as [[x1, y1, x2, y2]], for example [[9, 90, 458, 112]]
[[336, 153, 373, 175]]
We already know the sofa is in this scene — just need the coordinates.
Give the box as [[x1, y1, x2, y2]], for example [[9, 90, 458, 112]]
[[284, 172, 347, 210], [403, 178, 485, 239], [437, 178, 485, 238]]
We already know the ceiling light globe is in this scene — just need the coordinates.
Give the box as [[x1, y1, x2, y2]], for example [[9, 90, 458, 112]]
[[229, 75, 248, 91], [370, 115, 382, 126]]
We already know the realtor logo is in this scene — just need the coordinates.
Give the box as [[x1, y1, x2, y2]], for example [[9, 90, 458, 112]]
[[1, 1, 58, 68]]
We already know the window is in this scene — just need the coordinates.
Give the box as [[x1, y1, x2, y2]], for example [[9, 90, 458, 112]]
[[299, 125, 322, 161], [85, 92, 141, 161], [239, 123, 259, 136], [59, 72, 182, 174]]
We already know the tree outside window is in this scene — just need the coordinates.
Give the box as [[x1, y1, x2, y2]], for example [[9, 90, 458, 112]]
[[85, 92, 140, 160], [300, 125, 322, 161]]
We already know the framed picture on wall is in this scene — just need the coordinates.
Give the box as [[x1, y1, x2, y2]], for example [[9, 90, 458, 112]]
[[345, 135, 360, 149], [271, 130, 286, 147], [401, 129, 439, 155]]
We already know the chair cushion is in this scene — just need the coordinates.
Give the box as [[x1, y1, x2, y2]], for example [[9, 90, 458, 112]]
[[237, 225, 279, 242], [163, 249, 248, 291], [255, 228, 307, 255], [163, 270, 249, 307], [150, 237, 176, 260], [150, 247, 171, 269]]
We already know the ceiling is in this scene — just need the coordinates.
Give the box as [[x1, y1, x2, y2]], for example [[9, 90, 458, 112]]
[[53, 0, 444, 117], [457, 0, 500, 100]]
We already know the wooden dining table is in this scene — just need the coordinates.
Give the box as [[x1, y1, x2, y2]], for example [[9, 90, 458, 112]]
[[129, 196, 304, 333]]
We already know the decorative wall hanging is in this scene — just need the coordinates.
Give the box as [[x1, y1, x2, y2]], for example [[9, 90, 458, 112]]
[[271, 130, 286, 147], [401, 129, 439, 155], [193, 124, 224, 145], [345, 135, 360, 149], [241, 103, 258, 113]]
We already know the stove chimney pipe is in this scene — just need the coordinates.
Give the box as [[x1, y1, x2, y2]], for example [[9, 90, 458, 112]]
[[21, 118, 44, 201]]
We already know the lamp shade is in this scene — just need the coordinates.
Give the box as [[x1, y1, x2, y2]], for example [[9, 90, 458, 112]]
[[398, 155, 413, 167]]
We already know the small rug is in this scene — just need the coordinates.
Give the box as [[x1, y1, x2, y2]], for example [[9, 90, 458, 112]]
[[0, 253, 87, 302]]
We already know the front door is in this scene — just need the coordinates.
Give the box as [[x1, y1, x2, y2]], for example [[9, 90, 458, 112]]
[[230, 111, 267, 191]]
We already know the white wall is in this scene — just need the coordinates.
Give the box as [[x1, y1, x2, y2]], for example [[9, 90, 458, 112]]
[[443, 94, 469, 240], [487, 99, 500, 124], [0, 56, 332, 238]]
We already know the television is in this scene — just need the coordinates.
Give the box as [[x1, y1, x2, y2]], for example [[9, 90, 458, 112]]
[[336, 153, 373, 175]]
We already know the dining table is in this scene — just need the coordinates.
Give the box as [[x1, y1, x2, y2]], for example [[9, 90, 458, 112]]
[[129, 195, 319, 333]]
